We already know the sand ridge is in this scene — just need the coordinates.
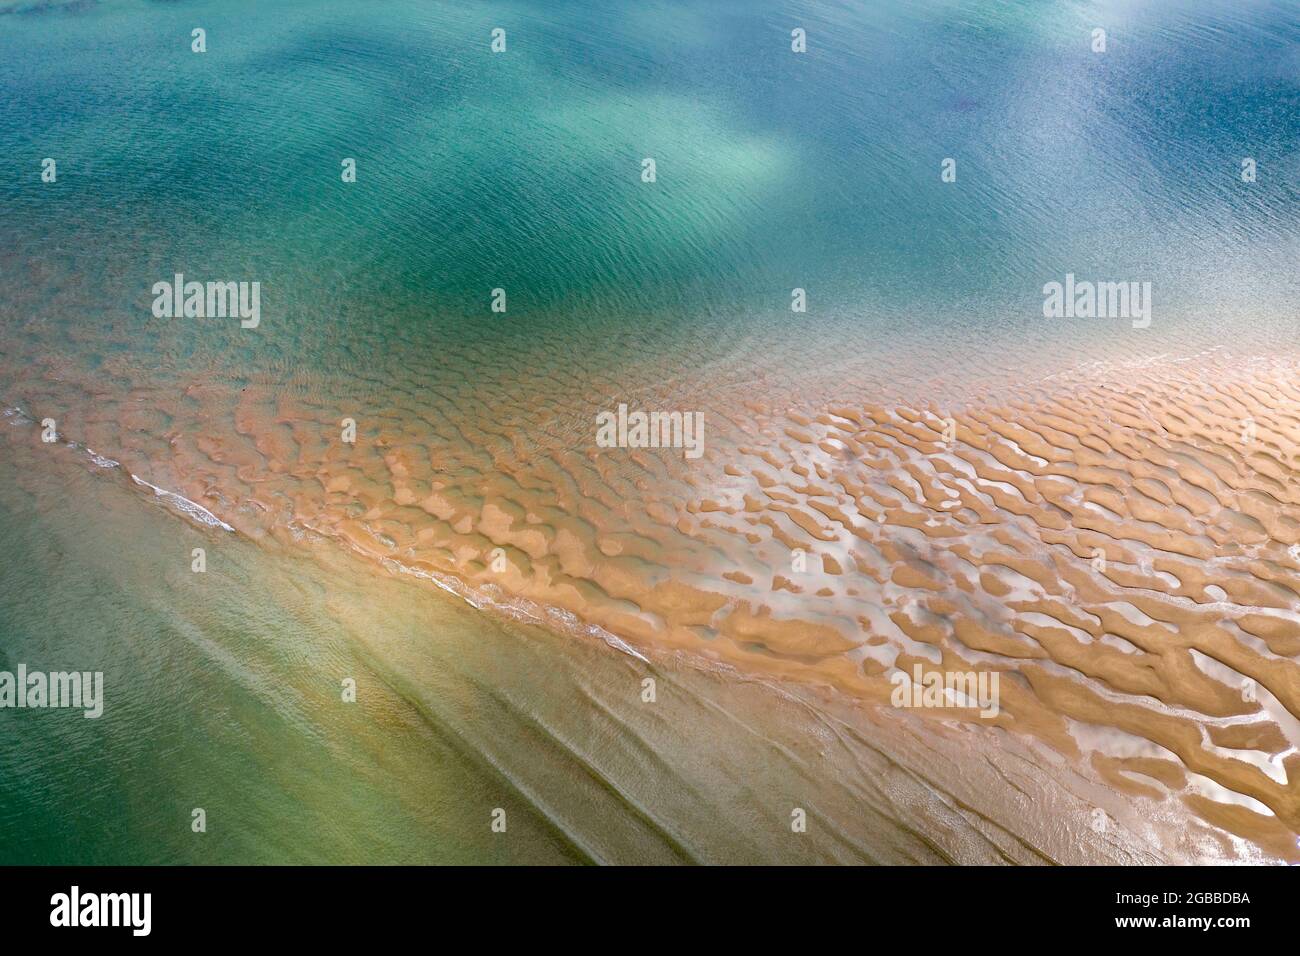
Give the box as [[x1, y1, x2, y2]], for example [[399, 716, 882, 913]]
[[5, 344, 1300, 861]]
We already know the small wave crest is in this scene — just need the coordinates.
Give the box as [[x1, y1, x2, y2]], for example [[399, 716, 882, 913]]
[[129, 475, 235, 533], [378, 556, 650, 663]]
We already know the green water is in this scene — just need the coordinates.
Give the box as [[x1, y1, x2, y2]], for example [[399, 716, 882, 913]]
[[0, 446, 588, 863], [1, 0, 1297, 864]]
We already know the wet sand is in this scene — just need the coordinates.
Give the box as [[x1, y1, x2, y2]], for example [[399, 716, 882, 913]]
[[5, 340, 1298, 863], [2, 0, 1299, 867], [0, 413, 1270, 864]]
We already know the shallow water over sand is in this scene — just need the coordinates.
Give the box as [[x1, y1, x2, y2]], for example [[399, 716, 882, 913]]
[[1, 0, 1298, 863], [3, 346, 1299, 863], [0, 425, 1270, 864]]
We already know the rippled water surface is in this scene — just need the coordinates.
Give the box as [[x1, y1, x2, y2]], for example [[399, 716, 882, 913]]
[[1, 0, 1298, 863]]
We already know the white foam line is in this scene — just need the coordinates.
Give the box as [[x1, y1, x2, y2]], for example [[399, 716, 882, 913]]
[[381, 557, 651, 663], [84, 447, 120, 469], [596, 631, 651, 664], [130, 475, 234, 532]]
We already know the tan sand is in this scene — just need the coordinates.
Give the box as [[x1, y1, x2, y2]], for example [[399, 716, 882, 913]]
[[7, 345, 1299, 862]]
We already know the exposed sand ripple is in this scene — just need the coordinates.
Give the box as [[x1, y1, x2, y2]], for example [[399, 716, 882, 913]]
[[4, 343, 1299, 861]]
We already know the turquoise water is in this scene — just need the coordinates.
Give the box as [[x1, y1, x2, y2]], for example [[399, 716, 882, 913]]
[[1, 0, 1298, 864]]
